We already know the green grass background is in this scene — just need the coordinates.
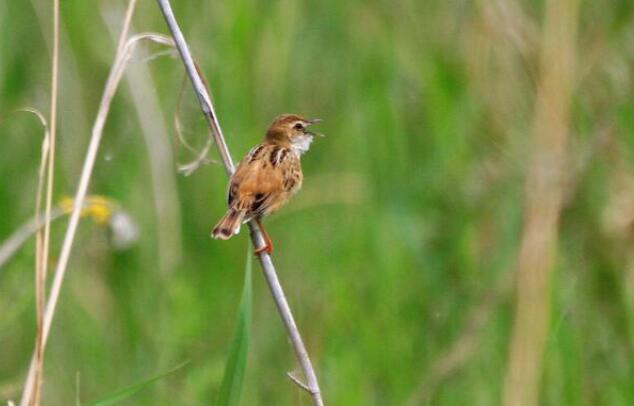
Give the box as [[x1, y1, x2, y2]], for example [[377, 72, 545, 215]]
[[1, 0, 634, 404]]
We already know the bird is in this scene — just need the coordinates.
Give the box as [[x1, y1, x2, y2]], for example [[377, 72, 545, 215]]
[[211, 114, 322, 254]]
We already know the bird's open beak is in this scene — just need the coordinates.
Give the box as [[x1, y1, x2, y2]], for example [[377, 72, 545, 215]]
[[307, 118, 324, 137]]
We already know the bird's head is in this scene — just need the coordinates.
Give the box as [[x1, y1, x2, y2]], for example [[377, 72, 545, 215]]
[[265, 114, 322, 153]]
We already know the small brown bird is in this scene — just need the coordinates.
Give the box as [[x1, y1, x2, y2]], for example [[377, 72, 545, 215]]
[[211, 114, 322, 254]]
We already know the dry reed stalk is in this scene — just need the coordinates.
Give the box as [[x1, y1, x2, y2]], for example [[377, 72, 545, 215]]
[[32, 112, 48, 406], [25, 108, 49, 406], [17, 2, 179, 403], [502, 0, 579, 405], [155, 1, 324, 404], [102, 6, 183, 275], [32, 0, 60, 401]]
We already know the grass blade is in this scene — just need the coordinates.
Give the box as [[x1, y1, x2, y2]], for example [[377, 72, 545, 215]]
[[216, 249, 253, 406], [83, 360, 189, 406]]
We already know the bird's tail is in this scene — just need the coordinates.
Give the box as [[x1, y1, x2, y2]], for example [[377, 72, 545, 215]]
[[211, 208, 246, 240]]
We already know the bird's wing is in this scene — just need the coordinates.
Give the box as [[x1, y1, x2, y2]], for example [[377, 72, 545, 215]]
[[228, 144, 288, 218]]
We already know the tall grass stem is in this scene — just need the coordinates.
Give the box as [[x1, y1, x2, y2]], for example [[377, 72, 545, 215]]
[[19, 1, 141, 403]]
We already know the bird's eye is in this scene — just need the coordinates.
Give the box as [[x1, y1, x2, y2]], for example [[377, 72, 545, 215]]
[[294, 123, 304, 130]]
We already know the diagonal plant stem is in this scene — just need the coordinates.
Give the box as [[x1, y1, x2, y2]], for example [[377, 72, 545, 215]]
[[155, 1, 324, 405], [0, 207, 65, 272]]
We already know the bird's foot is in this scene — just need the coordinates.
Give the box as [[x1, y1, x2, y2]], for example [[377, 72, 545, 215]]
[[254, 241, 274, 256]]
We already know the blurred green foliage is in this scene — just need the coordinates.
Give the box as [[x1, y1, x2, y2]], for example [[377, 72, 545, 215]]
[[1, 0, 634, 404], [216, 250, 251, 406]]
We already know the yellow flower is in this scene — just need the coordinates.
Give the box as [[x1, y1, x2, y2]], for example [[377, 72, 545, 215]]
[[59, 195, 115, 225]]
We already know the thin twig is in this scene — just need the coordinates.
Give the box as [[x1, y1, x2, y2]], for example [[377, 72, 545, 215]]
[[32, 115, 48, 406], [174, 76, 203, 155], [155, 1, 324, 404], [32, 0, 60, 402], [287, 371, 313, 393], [0, 208, 65, 272], [173, 74, 217, 175]]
